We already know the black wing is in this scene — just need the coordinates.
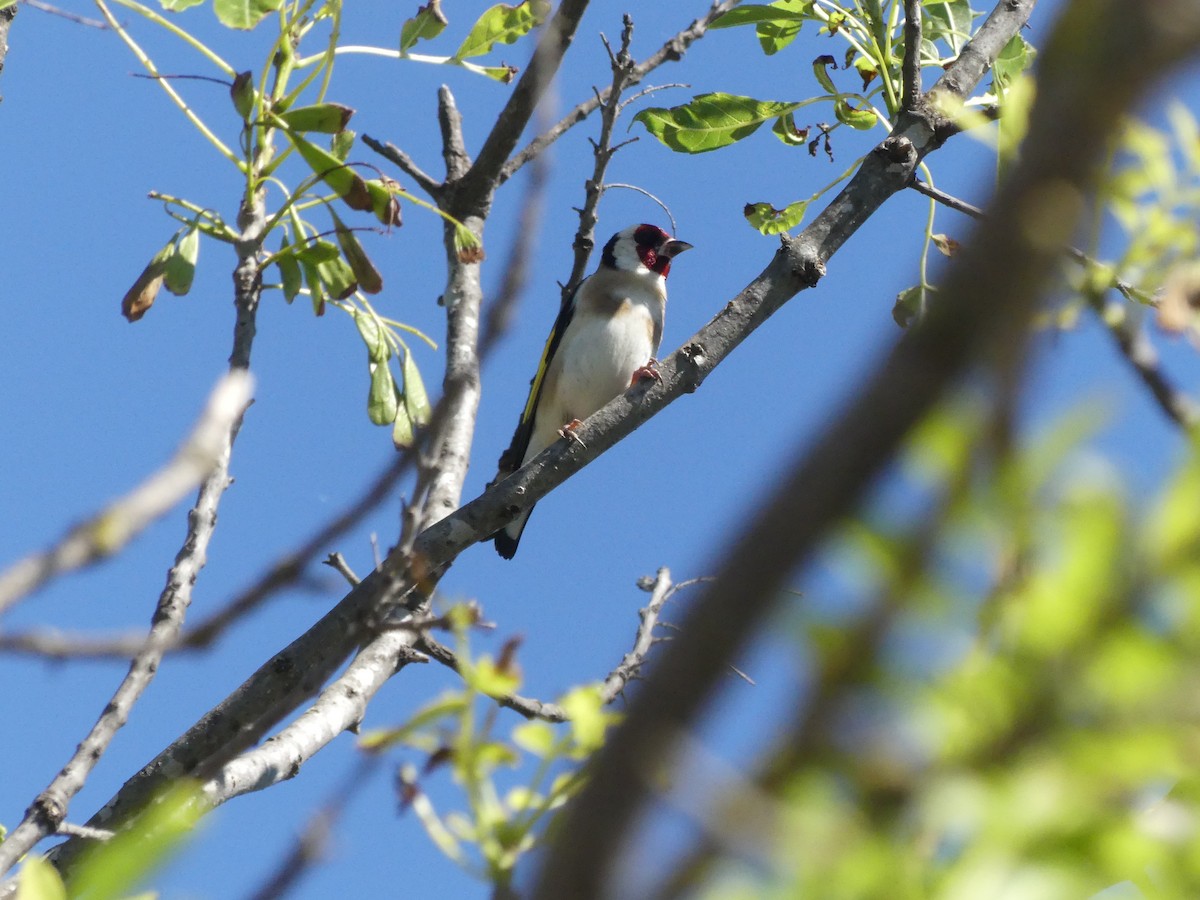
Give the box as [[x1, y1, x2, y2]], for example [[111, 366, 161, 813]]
[[496, 282, 581, 476]]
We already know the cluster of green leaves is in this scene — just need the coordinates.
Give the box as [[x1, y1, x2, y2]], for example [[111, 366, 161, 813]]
[[359, 607, 619, 893], [13, 781, 204, 900], [632, 0, 1033, 237], [105, 0, 550, 442], [1081, 107, 1200, 331], [685, 400, 1200, 899]]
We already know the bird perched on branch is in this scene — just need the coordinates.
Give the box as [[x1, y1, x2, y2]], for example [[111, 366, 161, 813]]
[[493, 223, 693, 559]]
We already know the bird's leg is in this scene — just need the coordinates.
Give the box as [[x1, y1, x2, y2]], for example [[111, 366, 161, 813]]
[[629, 358, 662, 387], [558, 418, 586, 448]]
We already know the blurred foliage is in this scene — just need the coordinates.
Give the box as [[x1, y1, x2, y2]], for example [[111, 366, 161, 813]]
[[645, 397, 1200, 899], [358, 605, 619, 894], [11, 781, 203, 900]]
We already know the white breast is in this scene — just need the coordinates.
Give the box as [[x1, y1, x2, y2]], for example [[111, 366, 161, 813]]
[[522, 275, 665, 465]]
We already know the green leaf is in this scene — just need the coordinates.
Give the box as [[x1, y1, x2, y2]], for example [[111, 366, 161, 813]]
[[353, 310, 390, 364], [301, 258, 326, 316], [744, 199, 809, 234], [812, 54, 838, 93], [634, 93, 808, 154], [332, 210, 383, 294], [893, 284, 926, 327], [359, 691, 468, 751], [392, 401, 415, 447], [331, 129, 356, 162], [289, 133, 373, 214], [15, 857, 67, 900], [463, 655, 521, 697], [402, 347, 432, 426], [772, 112, 810, 146], [400, 0, 448, 54], [757, 0, 814, 54], [992, 33, 1036, 92], [367, 361, 399, 426], [834, 98, 876, 130], [163, 226, 199, 296], [560, 686, 612, 753], [317, 256, 357, 301], [161, 0, 205, 11], [512, 720, 558, 758], [366, 179, 403, 227], [710, 2, 811, 30], [277, 103, 355, 134], [276, 240, 302, 302], [228, 70, 255, 118], [453, 0, 550, 62], [68, 780, 205, 900], [295, 238, 341, 265], [922, 0, 974, 54], [212, 0, 283, 30]]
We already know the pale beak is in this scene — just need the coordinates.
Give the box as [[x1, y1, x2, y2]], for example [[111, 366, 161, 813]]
[[661, 239, 693, 257]]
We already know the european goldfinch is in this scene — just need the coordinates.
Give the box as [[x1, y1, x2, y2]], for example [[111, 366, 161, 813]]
[[493, 224, 693, 559]]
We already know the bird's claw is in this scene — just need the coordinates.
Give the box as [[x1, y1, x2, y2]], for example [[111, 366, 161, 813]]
[[629, 358, 662, 387], [558, 418, 586, 448]]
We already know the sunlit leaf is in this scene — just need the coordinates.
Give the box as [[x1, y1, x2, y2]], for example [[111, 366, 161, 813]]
[[277, 103, 355, 134], [634, 93, 810, 153], [402, 347, 432, 426], [213, 0, 282, 30], [360, 692, 468, 751], [332, 210, 383, 294], [400, 0, 448, 55], [15, 857, 66, 900], [68, 780, 206, 900], [453, 0, 550, 62], [163, 226, 199, 296], [744, 199, 809, 234]]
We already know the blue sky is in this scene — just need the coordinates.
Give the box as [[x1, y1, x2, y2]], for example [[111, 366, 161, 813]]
[[2, 0, 1197, 896]]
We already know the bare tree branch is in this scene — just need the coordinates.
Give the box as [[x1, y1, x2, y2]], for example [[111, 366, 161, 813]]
[[0, 373, 254, 615], [532, 0, 1200, 894], [901, 0, 923, 110], [0, 373, 254, 874], [359, 135, 442, 198]]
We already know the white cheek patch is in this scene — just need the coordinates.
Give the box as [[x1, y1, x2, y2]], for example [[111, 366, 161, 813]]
[[611, 235, 652, 275]]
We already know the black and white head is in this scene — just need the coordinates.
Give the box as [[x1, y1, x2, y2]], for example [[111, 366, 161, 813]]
[[600, 224, 693, 278]]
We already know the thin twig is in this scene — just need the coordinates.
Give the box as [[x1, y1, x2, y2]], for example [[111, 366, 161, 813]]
[[0, 373, 254, 875], [360, 135, 442, 198], [501, 0, 741, 185], [22, 0, 107, 28], [604, 183, 678, 236], [563, 15, 639, 302]]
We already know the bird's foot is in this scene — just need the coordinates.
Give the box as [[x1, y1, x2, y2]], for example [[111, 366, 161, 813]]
[[629, 358, 662, 387], [558, 418, 586, 448]]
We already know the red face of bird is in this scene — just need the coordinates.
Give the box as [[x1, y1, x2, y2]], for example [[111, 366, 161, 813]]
[[602, 224, 694, 277]]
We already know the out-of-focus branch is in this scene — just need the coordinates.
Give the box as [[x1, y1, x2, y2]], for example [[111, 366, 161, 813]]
[[0, 373, 253, 616], [0, 371, 254, 876], [533, 0, 1200, 894], [910, 178, 1200, 429], [501, 0, 741, 184]]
